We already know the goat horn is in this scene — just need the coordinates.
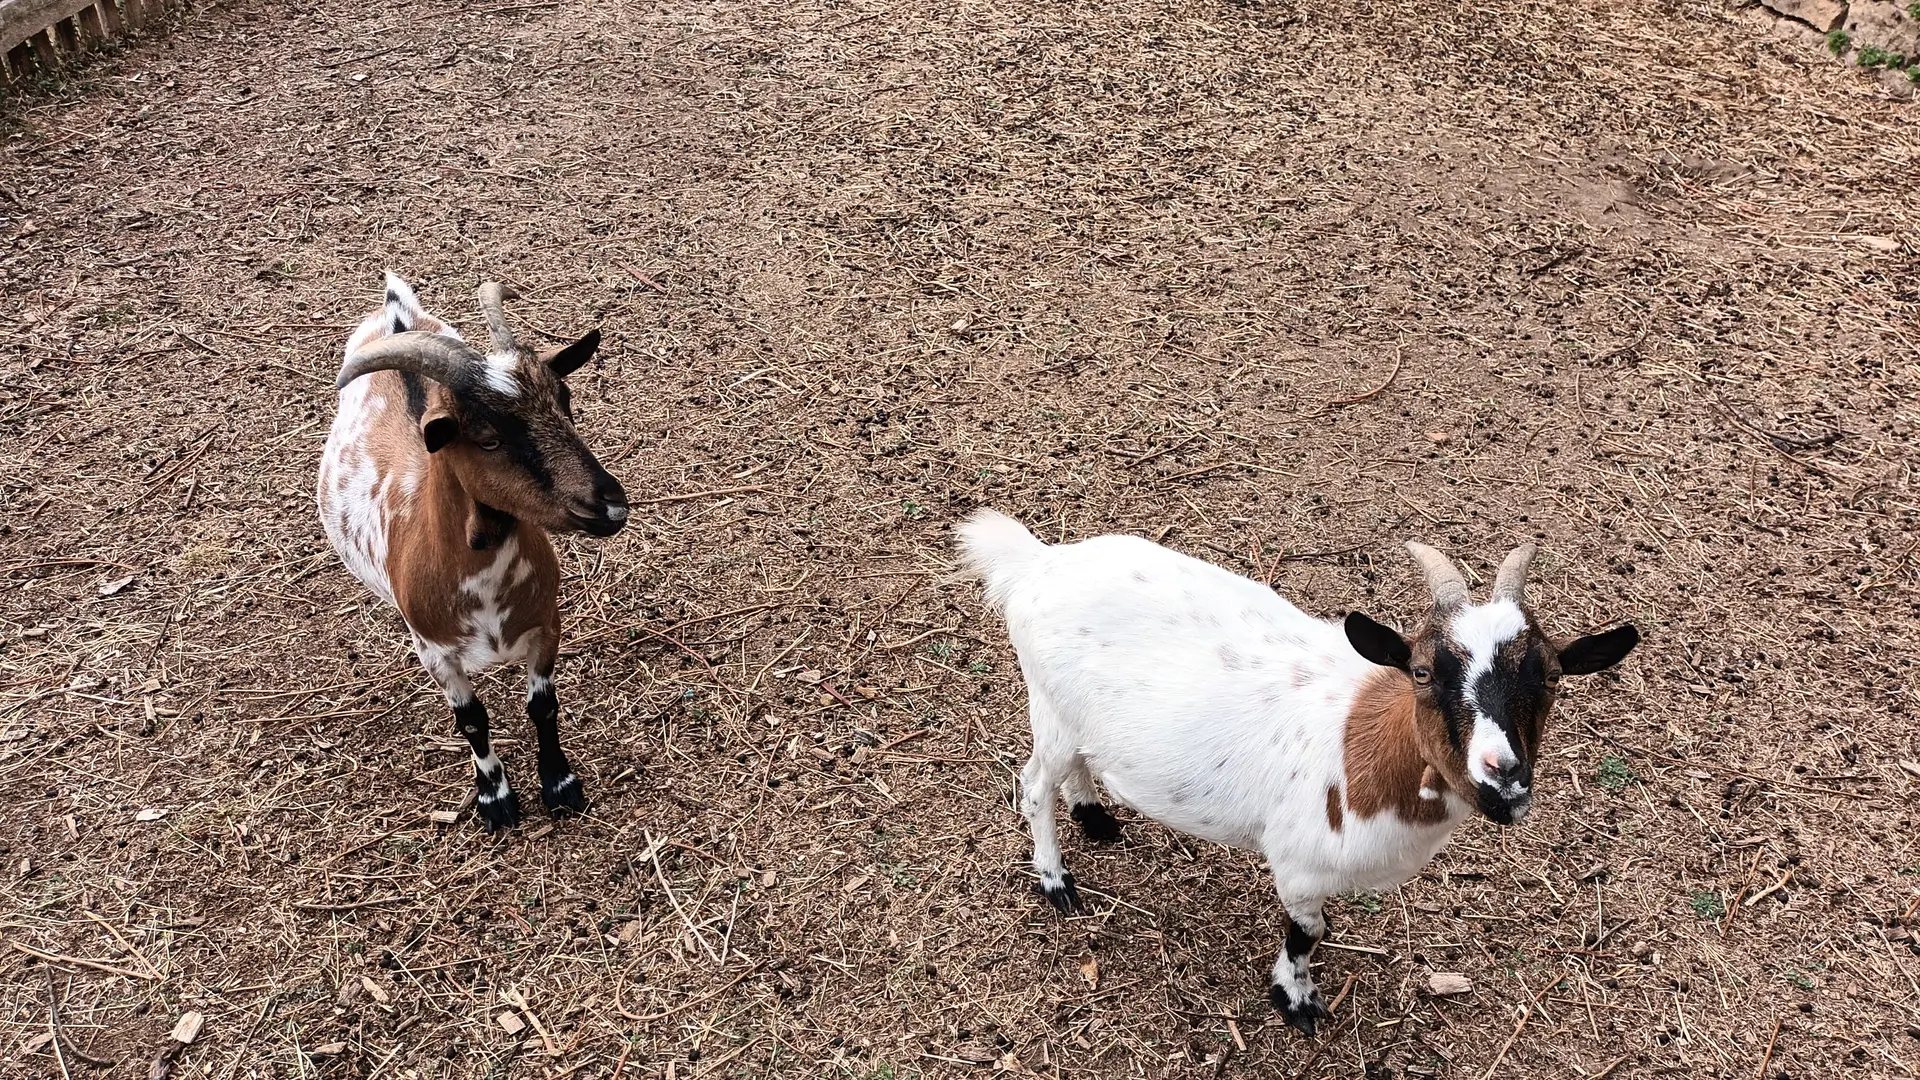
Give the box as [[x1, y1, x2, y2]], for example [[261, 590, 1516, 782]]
[[335, 331, 481, 390], [1404, 541, 1470, 610], [477, 281, 520, 355], [1491, 543, 1537, 604]]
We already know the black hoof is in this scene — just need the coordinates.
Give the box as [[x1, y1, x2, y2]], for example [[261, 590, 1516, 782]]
[[1270, 983, 1330, 1036], [541, 771, 588, 816], [1036, 872, 1086, 915], [477, 789, 523, 831], [1071, 802, 1123, 844]]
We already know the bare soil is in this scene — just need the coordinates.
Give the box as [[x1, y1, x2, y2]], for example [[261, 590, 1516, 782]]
[[2, 0, 1918, 1076]]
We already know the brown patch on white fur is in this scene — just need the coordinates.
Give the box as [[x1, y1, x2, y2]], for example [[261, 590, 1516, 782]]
[[1341, 668, 1456, 826], [388, 450, 561, 653], [1324, 785, 1344, 832]]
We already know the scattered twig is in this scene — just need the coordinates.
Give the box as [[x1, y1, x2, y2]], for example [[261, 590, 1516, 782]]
[[1481, 978, 1557, 1078], [632, 484, 770, 505], [614, 963, 762, 1022], [13, 942, 160, 982], [1580, 724, 1873, 801], [642, 833, 721, 963], [1320, 345, 1403, 408], [1756, 1016, 1783, 1080], [46, 972, 115, 1071], [619, 263, 667, 293], [292, 895, 413, 913]]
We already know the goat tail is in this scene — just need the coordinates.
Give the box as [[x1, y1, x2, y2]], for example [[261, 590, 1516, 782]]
[[382, 271, 422, 334], [955, 509, 1047, 613]]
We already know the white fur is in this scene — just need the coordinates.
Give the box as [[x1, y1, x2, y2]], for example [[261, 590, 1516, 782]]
[[320, 277, 460, 604], [1450, 600, 1527, 796], [959, 510, 1477, 1015], [482, 350, 521, 396], [317, 377, 401, 605]]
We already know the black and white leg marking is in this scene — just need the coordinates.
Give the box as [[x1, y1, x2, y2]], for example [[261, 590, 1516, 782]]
[[453, 696, 521, 830], [1269, 898, 1331, 1035], [528, 673, 586, 816], [1020, 741, 1085, 914]]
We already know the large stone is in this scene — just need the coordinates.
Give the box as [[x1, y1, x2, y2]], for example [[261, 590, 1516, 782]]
[[1846, 1, 1920, 59], [1763, 0, 1851, 33]]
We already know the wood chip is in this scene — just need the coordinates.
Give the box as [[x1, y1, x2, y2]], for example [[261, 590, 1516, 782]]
[[98, 575, 136, 596], [360, 975, 391, 1003], [1428, 972, 1473, 996], [1079, 954, 1100, 989], [429, 809, 461, 825], [496, 1010, 526, 1035], [952, 1042, 998, 1064], [170, 1012, 204, 1045], [135, 808, 170, 822], [1899, 760, 1920, 780]]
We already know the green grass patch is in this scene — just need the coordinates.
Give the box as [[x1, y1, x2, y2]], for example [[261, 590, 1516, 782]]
[[1596, 754, 1637, 790]]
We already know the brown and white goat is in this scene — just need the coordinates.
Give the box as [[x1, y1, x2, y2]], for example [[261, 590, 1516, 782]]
[[318, 274, 628, 829], [958, 510, 1639, 1034]]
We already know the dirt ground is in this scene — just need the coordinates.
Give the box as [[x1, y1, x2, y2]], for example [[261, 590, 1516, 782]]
[[2, 0, 1918, 1075]]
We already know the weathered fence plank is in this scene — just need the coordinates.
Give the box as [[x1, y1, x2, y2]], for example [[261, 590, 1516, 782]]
[[2, 0, 164, 84]]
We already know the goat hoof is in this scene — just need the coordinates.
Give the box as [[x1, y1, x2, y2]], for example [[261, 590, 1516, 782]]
[[1269, 983, 1329, 1036], [476, 790, 523, 831], [1070, 802, 1123, 844], [1035, 872, 1086, 915], [541, 772, 588, 816]]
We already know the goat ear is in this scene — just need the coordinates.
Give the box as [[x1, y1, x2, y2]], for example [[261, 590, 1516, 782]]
[[421, 411, 461, 454], [1558, 624, 1640, 676], [548, 328, 601, 379], [1344, 612, 1412, 670]]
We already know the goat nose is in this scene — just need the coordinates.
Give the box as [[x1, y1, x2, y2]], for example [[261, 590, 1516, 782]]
[[1483, 753, 1526, 785], [597, 477, 628, 516]]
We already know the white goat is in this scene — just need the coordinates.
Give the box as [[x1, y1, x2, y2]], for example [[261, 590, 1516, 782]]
[[958, 510, 1638, 1034]]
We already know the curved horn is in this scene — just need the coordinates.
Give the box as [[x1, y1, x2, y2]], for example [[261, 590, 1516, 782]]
[[477, 281, 520, 355], [1404, 541, 1470, 610], [335, 331, 481, 390], [1491, 544, 1537, 605]]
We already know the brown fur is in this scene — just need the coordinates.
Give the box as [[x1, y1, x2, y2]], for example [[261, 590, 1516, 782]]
[[422, 366, 609, 537], [347, 370, 564, 660], [1324, 785, 1344, 832], [387, 451, 561, 655], [1341, 668, 1455, 827]]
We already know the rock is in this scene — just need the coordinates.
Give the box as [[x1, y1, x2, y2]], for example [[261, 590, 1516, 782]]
[[1847, 1, 1920, 58], [1879, 66, 1917, 97], [1763, 0, 1850, 32]]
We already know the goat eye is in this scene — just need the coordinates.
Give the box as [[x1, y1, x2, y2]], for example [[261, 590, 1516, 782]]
[[478, 438, 503, 452], [1411, 666, 1433, 685]]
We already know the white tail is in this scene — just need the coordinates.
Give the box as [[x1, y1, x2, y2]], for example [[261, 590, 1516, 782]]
[[956, 509, 1047, 612], [383, 271, 422, 334]]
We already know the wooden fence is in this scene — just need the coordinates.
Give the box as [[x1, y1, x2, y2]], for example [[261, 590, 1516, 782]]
[[2, 0, 173, 85]]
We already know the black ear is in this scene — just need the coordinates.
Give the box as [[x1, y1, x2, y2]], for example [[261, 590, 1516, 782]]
[[1559, 624, 1640, 676], [422, 415, 461, 453], [1344, 612, 1411, 670], [548, 328, 601, 379]]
